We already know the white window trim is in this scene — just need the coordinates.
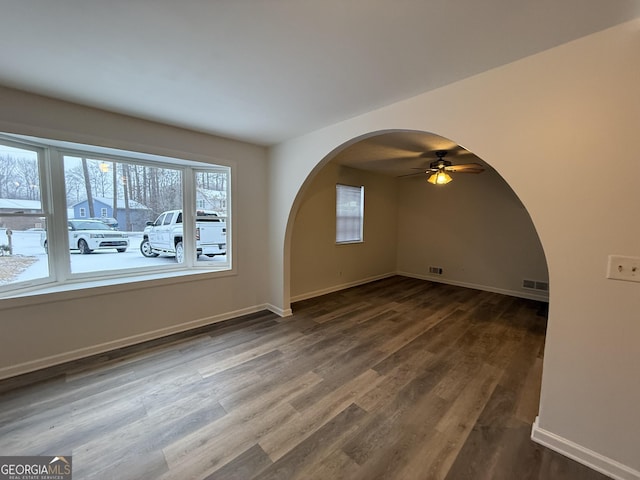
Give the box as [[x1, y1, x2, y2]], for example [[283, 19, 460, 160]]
[[0, 133, 233, 300]]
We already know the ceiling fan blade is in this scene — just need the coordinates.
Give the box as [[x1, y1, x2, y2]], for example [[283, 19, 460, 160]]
[[396, 172, 426, 178], [445, 163, 485, 173]]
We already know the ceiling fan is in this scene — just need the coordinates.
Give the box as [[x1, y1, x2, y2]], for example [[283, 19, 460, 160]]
[[406, 150, 485, 184]]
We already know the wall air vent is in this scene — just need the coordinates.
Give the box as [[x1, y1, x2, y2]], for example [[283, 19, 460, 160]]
[[429, 266, 443, 275], [534, 281, 549, 291], [523, 279, 549, 291]]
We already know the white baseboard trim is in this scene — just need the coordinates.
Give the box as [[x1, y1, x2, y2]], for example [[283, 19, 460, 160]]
[[289, 272, 396, 303], [397, 271, 549, 302], [531, 417, 640, 480], [266, 303, 293, 317], [0, 304, 270, 381]]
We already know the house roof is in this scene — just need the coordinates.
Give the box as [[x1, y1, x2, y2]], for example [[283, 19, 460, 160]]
[[0, 198, 42, 211], [1, 2, 638, 145], [69, 197, 150, 211]]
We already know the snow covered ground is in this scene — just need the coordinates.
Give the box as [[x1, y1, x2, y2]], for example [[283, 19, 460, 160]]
[[0, 230, 225, 284]]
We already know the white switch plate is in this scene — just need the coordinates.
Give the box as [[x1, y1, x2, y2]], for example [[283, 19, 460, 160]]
[[607, 255, 640, 283]]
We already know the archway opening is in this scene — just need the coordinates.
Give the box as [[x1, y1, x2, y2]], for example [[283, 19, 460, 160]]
[[286, 129, 548, 306]]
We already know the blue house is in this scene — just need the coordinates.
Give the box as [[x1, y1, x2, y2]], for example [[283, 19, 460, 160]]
[[69, 197, 151, 231]]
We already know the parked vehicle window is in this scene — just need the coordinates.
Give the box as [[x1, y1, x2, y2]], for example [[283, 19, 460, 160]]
[[154, 213, 165, 227], [0, 133, 231, 297], [163, 212, 175, 225]]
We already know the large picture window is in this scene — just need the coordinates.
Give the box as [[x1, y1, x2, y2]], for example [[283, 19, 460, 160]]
[[336, 184, 364, 244], [0, 133, 231, 297]]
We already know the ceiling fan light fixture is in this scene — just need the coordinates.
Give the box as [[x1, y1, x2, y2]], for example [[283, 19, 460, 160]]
[[427, 170, 452, 185]]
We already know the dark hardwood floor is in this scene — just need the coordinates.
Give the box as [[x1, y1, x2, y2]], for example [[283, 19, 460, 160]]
[[0, 276, 609, 479]]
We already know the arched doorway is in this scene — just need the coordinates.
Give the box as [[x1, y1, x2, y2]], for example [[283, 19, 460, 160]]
[[287, 130, 548, 305]]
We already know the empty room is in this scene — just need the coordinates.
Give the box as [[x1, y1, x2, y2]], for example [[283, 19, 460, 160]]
[[1, 2, 639, 479]]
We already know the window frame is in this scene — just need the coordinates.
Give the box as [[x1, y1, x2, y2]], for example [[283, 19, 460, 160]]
[[0, 133, 233, 299], [335, 183, 364, 244]]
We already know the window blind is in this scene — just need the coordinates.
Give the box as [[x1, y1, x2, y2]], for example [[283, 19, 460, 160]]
[[336, 184, 364, 243]]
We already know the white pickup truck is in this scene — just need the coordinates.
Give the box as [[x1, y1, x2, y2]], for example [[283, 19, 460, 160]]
[[140, 209, 226, 262]]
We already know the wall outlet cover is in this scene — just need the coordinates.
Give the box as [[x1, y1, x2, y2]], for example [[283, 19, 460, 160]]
[[606, 254, 640, 283]]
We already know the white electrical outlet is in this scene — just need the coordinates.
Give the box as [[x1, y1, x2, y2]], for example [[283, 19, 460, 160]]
[[606, 255, 640, 283]]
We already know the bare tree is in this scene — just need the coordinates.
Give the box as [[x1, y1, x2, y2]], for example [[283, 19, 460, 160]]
[[8, 157, 40, 200], [81, 158, 95, 217], [112, 161, 118, 220], [133, 164, 142, 205], [122, 163, 131, 231], [64, 165, 85, 204]]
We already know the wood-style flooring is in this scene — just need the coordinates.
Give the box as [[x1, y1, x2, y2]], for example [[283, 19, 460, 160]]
[[0, 276, 609, 479]]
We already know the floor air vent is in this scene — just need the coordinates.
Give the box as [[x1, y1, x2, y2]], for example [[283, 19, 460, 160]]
[[429, 266, 443, 275]]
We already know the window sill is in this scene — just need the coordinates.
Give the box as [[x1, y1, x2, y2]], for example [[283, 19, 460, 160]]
[[0, 266, 235, 310]]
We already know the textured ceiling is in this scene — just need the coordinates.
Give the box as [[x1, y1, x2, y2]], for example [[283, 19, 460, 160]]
[[1, 1, 639, 146]]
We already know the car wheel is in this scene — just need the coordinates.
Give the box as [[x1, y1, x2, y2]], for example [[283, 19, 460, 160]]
[[140, 239, 158, 257], [117, 248, 127, 253], [78, 239, 93, 254], [175, 241, 184, 263]]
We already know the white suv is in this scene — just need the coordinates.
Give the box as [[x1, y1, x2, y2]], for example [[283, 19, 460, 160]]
[[42, 219, 129, 254]]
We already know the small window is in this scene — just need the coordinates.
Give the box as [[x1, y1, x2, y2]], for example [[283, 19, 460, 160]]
[[336, 184, 364, 244], [101, 208, 107, 217], [0, 142, 50, 289], [79, 208, 86, 217]]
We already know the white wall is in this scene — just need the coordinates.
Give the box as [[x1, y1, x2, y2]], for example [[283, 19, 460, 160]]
[[270, 19, 640, 478], [0, 86, 270, 379], [290, 163, 397, 300], [396, 165, 548, 300]]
